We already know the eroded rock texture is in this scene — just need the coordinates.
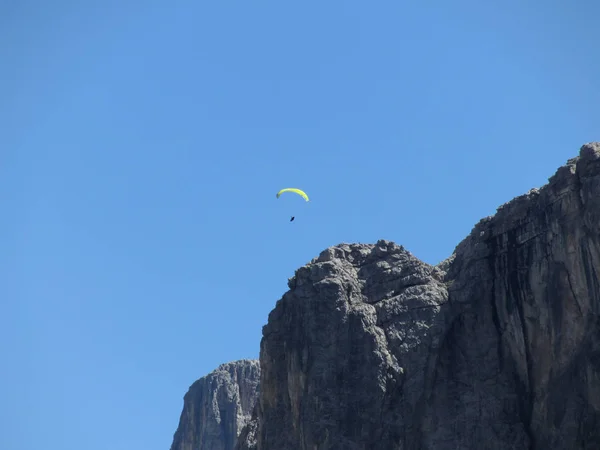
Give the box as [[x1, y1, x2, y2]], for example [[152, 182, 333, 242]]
[[170, 359, 259, 450], [173, 143, 600, 450], [251, 240, 448, 450], [433, 142, 600, 450]]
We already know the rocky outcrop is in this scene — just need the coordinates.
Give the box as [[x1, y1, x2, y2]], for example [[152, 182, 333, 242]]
[[170, 359, 259, 450], [432, 142, 600, 450], [171, 143, 600, 450], [251, 240, 449, 450]]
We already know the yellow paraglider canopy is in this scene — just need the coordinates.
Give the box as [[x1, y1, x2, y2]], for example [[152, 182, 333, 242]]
[[276, 188, 309, 202]]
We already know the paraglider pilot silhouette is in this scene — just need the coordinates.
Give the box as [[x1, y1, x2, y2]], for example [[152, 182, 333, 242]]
[[276, 188, 308, 223]]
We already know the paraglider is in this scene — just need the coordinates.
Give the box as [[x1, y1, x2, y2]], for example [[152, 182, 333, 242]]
[[276, 188, 309, 222], [276, 188, 309, 202]]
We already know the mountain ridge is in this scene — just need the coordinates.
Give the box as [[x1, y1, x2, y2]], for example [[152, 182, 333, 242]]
[[171, 142, 600, 450]]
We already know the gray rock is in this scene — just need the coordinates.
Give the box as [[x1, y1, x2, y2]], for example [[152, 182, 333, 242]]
[[428, 141, 600, 450], [174, 142, 600, 450], [170, 359, 259, 450], [250, 241, 449, 450]]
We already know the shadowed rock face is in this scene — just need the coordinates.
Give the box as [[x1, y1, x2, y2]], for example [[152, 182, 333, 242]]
[[170, 359, 259, 450], [171, 143, 600, 450], [434, 142, 600, 450]]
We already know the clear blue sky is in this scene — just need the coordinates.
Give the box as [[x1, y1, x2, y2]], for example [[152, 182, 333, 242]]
[[1, 0, 598, 449]]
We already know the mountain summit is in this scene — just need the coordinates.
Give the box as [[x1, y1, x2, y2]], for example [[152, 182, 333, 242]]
[[171, 143, 600, 450]]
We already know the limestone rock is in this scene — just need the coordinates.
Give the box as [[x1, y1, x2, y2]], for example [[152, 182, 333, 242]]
[[170, 359, 259, 450], [249, 240, 448, 450], [174, 143, 600, 450]]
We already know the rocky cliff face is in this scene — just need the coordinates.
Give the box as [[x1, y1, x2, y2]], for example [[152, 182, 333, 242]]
[[426, 142, 600, 450], [250, 241, 449, 450], [170, 359, 259, 450], [171, 143, 600, 450]]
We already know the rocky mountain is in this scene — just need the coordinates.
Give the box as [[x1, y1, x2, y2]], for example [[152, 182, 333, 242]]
[[170, 143, 600, 449], [170, 359, 259, 450]]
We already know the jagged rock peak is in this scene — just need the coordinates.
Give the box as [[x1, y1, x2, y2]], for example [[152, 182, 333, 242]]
[[255, 235, 449, 449], [286, 239, 445, 297], [446, 142, 600, 275], [312, 240, 408, 264], [170, 359, 259, 450]]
